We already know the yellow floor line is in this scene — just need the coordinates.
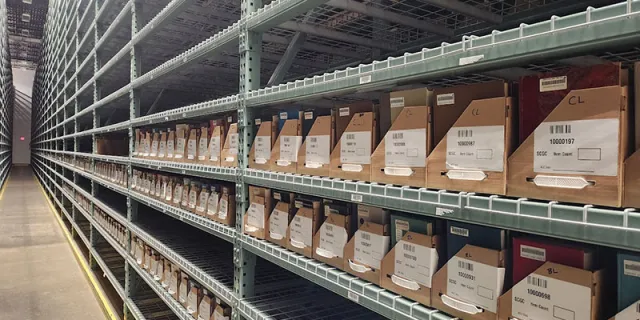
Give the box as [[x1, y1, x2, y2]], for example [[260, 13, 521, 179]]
[[34, 177, 118, 320], [0, 173, 10, 201]]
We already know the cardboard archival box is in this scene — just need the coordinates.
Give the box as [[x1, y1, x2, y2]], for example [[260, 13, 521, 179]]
[[507, 85, 629, 207], [297, 115, 335, 177], [221, 123, 238, 167], [271, 113, 303, 173], [431, 244, 506, 320], [198, 291, 215, 320], [179, 272, 189, 306], [389, 87, 432, 125], [164, 177, 176, 205], [214, 304, 231, 320], [287, 197, 323, 258], [187, 281, 202, 317], [186, 128, 199, 162], [197, 125, 209, 163], [170, 268, 181, 300], [173, 125, 189, 162], [244, 186, 272, 240], [162, 260, 173, 288], [313, 212, 352, 269], [167, 129, 176, 159], [133, 129, 141, 156], [154, 256, 164, 282], [181, 178, 191, 209], [498, 262, 603, 320], [610, 300, 640, 320], [380, 231, 440, 306], [142, 131, 151, 157], [158, 131, 167, 159], [330, 112, 377, 181], [426, 81, 512, 194], [207, 123, 225, 167], [188, 182, 201, 213], [343, 221, 390, 285], [371, 106, 428, 187], [206, 185, 220, 221], [195, 184, 210, 217], [214, 186, 235, 227], [267, 191, 295, 248], [172, 179, 183, 207], [150, 131, 160, 158], [335, 101, 375, 142], [248, 117, 277, 170]]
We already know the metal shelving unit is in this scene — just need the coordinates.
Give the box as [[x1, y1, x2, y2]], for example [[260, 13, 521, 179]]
[[32, 0, 640, 319], [0, 0, 12, 189]]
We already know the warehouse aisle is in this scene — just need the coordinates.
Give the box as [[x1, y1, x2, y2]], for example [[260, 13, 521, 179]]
[[0, 166, 106, 320]]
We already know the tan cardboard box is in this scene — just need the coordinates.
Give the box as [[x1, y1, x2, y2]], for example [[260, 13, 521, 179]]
[[170, 268, 181, 300], [371, 106, 429, 187], [178, 272, 189, 307], [248, 118, 277, 171], [427, 81, 513, 195], [243, 186, 272, 239], [158, 131, 167, 159], [197, 125, 209, 163], [335, 101, 374, 142], [431, 245, 505, 320], [221, 123, 238, 168], [508, 86, 629, 207], [180, 178, 191, 209], [330, 112, 377, 181], [166, 129, 175, 160], [214, 186, 235, 227], [187, 281, 202, 318], [195, 184, 210, 217], [162, 261, 173, 289], [174, 124, 190, 162], [164, 177, 176, 205], [389, 87, 432, 126], [297, 115, 335, 177], [188, 182, 201, 213], [214, 304, 231, 320], [271, 116, 303, 174], [499, 262, 603, 320], [206, 186, 220, 221], [150, 131, 160, 158], [186, 128, 199, 163], [207, 122, 225, 167], [287, 198, 323, 258], [133, 129, 141, 157], [267, 191, 295, 248], [198, 291, 215, 320], [313, 212, 353, 270], [142, 131, 151, 157], [343, 221, 390, 285], [380, 232, 440, 306], [172, 179, 183, 207]]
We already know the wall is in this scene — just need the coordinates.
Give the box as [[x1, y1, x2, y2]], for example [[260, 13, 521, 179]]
[[12, 67, 34, 165]]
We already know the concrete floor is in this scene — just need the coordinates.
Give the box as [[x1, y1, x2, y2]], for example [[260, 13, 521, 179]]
[[0, 166, 106, 320]]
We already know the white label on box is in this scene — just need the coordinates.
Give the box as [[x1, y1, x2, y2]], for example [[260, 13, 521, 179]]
[[341, 131, 372, 164], [353, 230, 390, 269], [167, 140, 174, 157], [447, 257, 504, 313], [624, 260, 640, 278], [156, 181, 162, 197], [189, 190, 197, 209], [247, 202, 265, 229], [394, 240, 438, 287], [269, 208, 289, 239], [255, 119, 262, 125], [254, 136, 271, 161], [173, 186, 182, 205], [279, 112, 288, 120], [169, 276, 178, 294], [175, 138, 185, 158], [339, 107, 350, 117], [155, 260, 163, 277], [511, 273, 591, 320], [450, 226, 469, 237], [159, 141, 166, 157], [179, 283, 187, 302], [318, 222, 348, 258], [182, 188, 189, 206], [394, 219, 409, 243], [188, 139, 197, 160], [304, 111, 313, 120], [390, 97, 405, 108], [520, 245, 546, 262], [534, 119, 619, 176], [214, 310, 229, 320], [228, 133, 239, 155], [437, 93, 455, 106], [613, 300, 640, 320], [540, 76, 568, 92], [197, 192, 209, 213], [198, 137, 208, 160], [209, 136, 221, 161], [385, 129, 427, 167], [207, 193, 219, 216], [165, 184, 173, 201], [198, 300, 211, 320], [290, 215, 313, 248], [151, 141, 159, 156], [279, 136, 302, 162], [446, 125, 505, 172], [306, 135, 331, 165], [217, 198, 229, 220]]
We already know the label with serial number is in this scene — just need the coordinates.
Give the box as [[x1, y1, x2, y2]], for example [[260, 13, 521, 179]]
[[447, 257, 504, 313], [217, 198, 228, 219], [446, 125, 505, 172], [269, 208, 289, 239], [207, 193, 219, 217], [305, 135, 331, 165], [394, 240, 438, 287], [520, 245, 546, 262], [540, 76, 567, 92], [534, 119, 619, 176], [279, 135, 302, 162], [624, 260, 640, 278], [247, 202, 265, 229], [385, 129, 426, 167], [341, 131, 371, 164], [289, 215, 313, 248], [318, 222, 348, 258], [254, 136, 271, 161], [209, 136, 221, 161], [175, 138, 185, 159], [353, 230, 390, 269], [511, 273, 590, 320], [227, 133, 239, 155], [198, 136, 208, 161]]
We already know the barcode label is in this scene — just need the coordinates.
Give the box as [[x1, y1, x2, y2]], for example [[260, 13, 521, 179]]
[[360, 74, 372, 84], [309, 137, 317, 143], [450, 226, 469, 237], [304, 111, 313, 119], [280, 112, 288, 120], [549, 124, 572, 134], [346, 133, 356, 140], [437, 93, 455, 106], [347, 291, 360, 302], [458, 260, 474, 271], [361, 233, 371, 241], [435, 207, 453, 216], [540, 76, 568, 92], [351, 194, 363, 202], [457, 129, 473, 138], [392, 132, 403, 139], [520, 245, 546, 261], [390, 97, 405, 108], [624, 260, 640, 278], [403, 243, 415, 253], [527, 275, 548, 288], [339, 107, 350, 117]]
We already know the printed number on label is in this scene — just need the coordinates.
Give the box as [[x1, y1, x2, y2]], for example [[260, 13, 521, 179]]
[[351, 194, 363, 202], [347, 291, 360, 303], [435, 207, 453, 216]]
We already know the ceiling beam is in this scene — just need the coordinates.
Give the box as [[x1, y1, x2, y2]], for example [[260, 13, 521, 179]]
[[279, 21, 396, 51], [268, 31, 307, 86], [417, 0, 503, 24]]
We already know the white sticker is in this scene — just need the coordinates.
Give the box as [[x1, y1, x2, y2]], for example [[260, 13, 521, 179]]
[[318, 222, 348, 258], [347, 291, 360, 302], [254, 136, 271, 162], [207, 193, 219, 217], [385, 129, 426, 167], [394, 240, 438, 287], [436, 93, 455, 106], [217, 198, 229, 220], [158, 140, 166, 158], [305, 135, 331, 165], [228, 133, 239, 155], [228, 116, 233, 122], [511, 273, 590, 320], [175, 138, 185, 159], [279, 135, 302, 162], [247, 202, 265, 229], [534, 119, 619, 176], [209, 136, 221, 161], [188, 190, 197, 209], [624, 260, 640, 278], [304, 111, 313, 120], [173, 185, 183, 205], [390, 97, 405, 108], [449, 226, 469, 237], [435, 207, 453, 216], [339, 107, 350, 117], [290, 215, 313, 248], [520, 245, 546, 262], [447, 256, 505, 313], [340, 131, 371, 164], [187, 139, 197, 160], [198, 137, 208, 161], [166, 139, 175, 158], [351, 194, 363, 202], [394, 220, 410, 243], [446, 125, 505, 172], [150, 140, 159, 157], [196, 191, 209, 213], [279, 112, 288, 120], [353, 230, 390, 269], [269, 208, 289, 239], [255, 119, 262, 125], [540, 76, 568, 92], [459, 55, 484, 66], [165, 184, 173, 202], [360, 74, 372, 84], [613, 300, 640, 320]]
